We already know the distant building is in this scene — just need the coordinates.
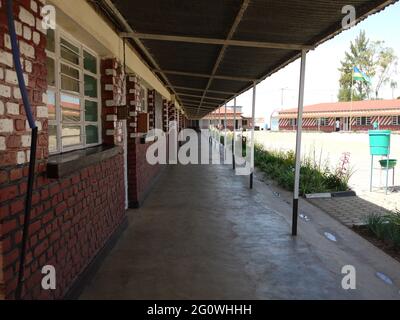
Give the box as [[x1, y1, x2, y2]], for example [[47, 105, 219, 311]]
[[254, 118, 268, 130], [278, 100, 400, 132], [201, 106, 253, 130]]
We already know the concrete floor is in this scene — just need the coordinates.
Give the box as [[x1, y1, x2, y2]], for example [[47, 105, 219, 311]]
[[80, 144, 400, 300]]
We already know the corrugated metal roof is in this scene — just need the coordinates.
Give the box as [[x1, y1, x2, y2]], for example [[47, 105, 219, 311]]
[[96, 0, 398, 119]]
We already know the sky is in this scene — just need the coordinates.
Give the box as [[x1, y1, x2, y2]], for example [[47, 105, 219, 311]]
[[229, 2, 400, 123]]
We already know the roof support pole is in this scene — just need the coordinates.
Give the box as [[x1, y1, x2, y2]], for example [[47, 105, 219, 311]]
[[292, 49, 307, 236], [250, 82, 256, 189], [219, 106, 222, 145], [233, 97, 237, 170], [224, 104, 227, 161]]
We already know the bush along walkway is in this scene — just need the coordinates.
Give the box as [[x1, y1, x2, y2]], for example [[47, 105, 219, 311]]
[[254, 145, 351, 196], [353, 211, 400, 263]]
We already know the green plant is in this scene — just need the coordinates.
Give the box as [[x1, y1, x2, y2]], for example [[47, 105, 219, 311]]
[[365, 211, 400, 248], [254, 145, 350, 195], [365, 214, 387, 240]]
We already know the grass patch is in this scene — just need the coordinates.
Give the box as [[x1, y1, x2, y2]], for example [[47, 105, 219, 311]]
[[254, 144, 352, 195]]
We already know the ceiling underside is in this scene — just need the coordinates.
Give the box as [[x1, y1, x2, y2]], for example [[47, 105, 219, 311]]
[[94, 0, 397, 119]]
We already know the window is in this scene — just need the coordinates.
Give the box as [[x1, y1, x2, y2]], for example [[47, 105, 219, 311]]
[[392, 116, 400, 125], [356, 117, 371, 126], [319, 118, 330, 126], [289, 119, 297, 126], [242, 119, 248, 126], [46, 28, 101, 154]]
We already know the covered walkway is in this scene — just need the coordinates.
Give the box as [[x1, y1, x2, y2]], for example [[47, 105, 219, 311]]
[[80, 157, 400, 300]]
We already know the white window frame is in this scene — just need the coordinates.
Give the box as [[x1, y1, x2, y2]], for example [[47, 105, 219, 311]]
[[392, 116, 400, 125], [319, 118, 330, 126], [356, 116, 371, 126], [46, 27, 102, 154]]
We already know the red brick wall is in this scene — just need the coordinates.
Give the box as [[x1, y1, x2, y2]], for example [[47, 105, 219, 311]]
[[101, 58, 125, 146], [148, 89, 155, 130], [0, 150, 125, 299], [128, 139, 162, 208], [0, 0, 48, 300], [0, 1, 127, 300], [0, 0, 48, 166]]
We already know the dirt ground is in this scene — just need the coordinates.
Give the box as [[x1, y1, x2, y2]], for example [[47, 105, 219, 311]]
[[250, 131, 400, 212]]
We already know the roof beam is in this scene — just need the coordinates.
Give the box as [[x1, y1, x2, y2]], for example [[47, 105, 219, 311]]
[[183, 106, 213, 110], [180, 99, 216, 106], [154, 69, 256, 82], [177, 93, 226, 101], [100, 0, 183, 107], [120, 32, 313, 51], [167, 86, 236, 95], [183, 104, 215, 109], [197, 0, 250, 116]]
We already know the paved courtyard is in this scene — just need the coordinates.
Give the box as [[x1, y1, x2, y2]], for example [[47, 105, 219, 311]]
[[80, 149, 400, 299], [307, 196, 392, 227]]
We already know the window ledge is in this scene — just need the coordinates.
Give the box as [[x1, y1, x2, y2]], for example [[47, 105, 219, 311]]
[[47, 145, 123, 179]]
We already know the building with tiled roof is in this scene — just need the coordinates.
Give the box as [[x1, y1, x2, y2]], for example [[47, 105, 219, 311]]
[[278, 99, 400, 132]]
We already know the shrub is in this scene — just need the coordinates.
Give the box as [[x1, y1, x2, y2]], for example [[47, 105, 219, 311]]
[[366, 211, 400, 248], [254, 144, 350, 195]]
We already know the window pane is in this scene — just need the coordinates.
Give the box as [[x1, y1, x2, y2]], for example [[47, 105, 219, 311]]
[[85, 100, 98, 122], [84, 75, 97, 98], [47, 90, 56, 120], [60, 38, 80, 65], [46, 57, 55, 87], [61, 76, 79, 93], [49, 125, 58, 152], [61, 64, 80, 93], [86, 125, 99, 144], [62, 125, 81, 147], [61, 94, 80, 122], [84, 51, 97, 74], [46, 29, 55, 52], [61, 63, 79, 79], [62, 108, 81, 122]]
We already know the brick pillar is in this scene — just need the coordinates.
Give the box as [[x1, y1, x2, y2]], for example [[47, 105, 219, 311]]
[[126, 75, 139, 137], [168, 102, 176, 126], [162, 99, 168, 132], [148, 89, 155, 130], [126, 75, 140, 208], [100, 58, 125, 146], [0, 0, 48, 299]]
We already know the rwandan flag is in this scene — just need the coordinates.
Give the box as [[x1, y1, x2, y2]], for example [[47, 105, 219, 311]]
[[353, 66, 371, 83]]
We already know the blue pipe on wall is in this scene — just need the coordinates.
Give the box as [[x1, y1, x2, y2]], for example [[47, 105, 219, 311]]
[[6, 0, 39, 300]]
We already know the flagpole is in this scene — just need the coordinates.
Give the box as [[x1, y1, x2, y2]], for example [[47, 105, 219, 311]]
[[350, 69, 354, 132]]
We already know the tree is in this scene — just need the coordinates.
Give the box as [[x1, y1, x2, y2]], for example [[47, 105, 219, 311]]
[[390, 80, 398, 99], [338, 30, 375, 101], [373, 42, 398, 99]]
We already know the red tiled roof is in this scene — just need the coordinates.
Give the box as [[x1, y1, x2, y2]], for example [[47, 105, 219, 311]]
[[280, 99, 400, 114]]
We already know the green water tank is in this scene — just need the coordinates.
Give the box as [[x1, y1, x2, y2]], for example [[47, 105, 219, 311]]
[[369, 130, 391, 156]]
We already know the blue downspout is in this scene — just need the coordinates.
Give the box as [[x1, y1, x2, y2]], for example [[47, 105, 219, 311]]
[[6, 0, 38, 300]]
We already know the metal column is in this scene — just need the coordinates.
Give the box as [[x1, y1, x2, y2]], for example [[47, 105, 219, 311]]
[[233, 97, 237, 170], [292, 49, 307, 236], [250, 82, 256, 189], [224, 104, 227, 160]]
